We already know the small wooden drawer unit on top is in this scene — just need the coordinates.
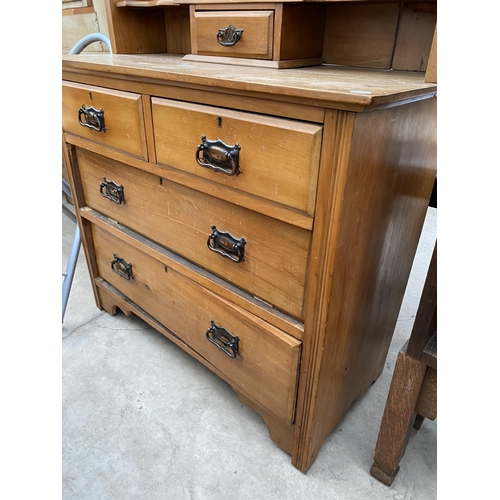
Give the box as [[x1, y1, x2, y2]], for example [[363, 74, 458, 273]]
[[62, 5, 437, 470]]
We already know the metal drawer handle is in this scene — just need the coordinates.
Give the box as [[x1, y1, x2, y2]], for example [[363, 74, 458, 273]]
[[100, 178, 125, 204], [207, 225, 246, 263], [78, 104, 107, 132], [111, 254, 133, 280], [206, 321, 239, 358], [196, 135, 241, 176], [217, 25, 243, 46]]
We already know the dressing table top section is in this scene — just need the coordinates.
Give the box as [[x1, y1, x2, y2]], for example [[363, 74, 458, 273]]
[[62, 53, 437, 112]]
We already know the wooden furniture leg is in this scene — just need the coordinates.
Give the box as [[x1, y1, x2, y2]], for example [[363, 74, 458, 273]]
[[371, 237, 437, 486], [370, 344, 427, 486]]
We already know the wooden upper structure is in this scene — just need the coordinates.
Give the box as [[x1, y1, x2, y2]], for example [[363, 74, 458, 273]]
[[100, 0, 437, 78]]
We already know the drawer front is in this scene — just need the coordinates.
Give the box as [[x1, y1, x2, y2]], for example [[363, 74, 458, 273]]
[[62, 81, 148, 159], [92, 223, 301, 423], [77, 148, 311, 320], [194, 11, 274, 59], [152, 98, 323, 215]]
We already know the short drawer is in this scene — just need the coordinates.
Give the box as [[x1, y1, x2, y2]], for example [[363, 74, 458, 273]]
[[77, 148, 311, 320], [152, 98, 323, 216], [91, 222, 301, 423], [193, 11, 274, 60], [62, 81, 148, 159]]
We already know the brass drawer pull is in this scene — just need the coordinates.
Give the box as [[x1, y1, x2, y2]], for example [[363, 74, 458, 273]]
[[206, 321, 239, 358], [196, 135, 241, 176], [111, 254, 133, 280], [217, 25, 244, 47], [78, 104, 107, 132], [207, 225, 246, 263], [100, 178, 125, 204]]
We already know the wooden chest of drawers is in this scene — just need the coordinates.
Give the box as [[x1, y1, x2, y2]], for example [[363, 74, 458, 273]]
[[62, 53, 436, 472]]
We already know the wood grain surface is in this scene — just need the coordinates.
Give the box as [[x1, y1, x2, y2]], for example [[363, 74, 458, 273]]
[[76, 148, 312, 320], [65, 132, 316, 230], [371, 348, 427, 485], [322, 2, 400, 69], [62, 53, 437, 111], [91, 222, 302, 423], [96, 277, 296, 454], [82, 206, 305, 338], [392, 3, 437, 72], [105, 0, 167, 54], [293, 97, 436, 472], [193, 10, 274, 59], [62, 81, 148, 159], [152, 97, 323, 214]]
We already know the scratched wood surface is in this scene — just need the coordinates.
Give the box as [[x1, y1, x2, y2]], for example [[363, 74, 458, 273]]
[[62, 81, 148, 159], [91, 221, 302, 423], [76, 148, 312, 320], [62, 53, 437, 111], [152, 97, 323, 214]]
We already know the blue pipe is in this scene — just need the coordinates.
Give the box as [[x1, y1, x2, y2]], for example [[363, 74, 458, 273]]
[[69, 33, 112, 55], [62, 224, 81, 322]]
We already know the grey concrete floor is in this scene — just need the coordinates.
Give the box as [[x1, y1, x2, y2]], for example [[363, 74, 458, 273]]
[[62, 201, 437, 500]]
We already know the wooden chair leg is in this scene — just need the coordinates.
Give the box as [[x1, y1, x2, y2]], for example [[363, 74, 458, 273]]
[[370, 348, 427, 486]]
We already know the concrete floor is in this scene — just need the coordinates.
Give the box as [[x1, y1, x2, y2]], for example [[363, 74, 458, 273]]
[[62, 201, 437, 500]]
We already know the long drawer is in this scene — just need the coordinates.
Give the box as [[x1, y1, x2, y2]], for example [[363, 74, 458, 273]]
[[62, 81, 148, 159], [152, 98, 323, 215], [91, 222, 302, 423], [77, 148, 311, 320]]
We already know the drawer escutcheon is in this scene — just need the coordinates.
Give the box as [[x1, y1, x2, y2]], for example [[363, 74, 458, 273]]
[[216, 25, 244, 47], [111, 254, 133, 280], [100, 178, 126, 205], [206, 321, 240, 358], [196, 135, 241, 176], [78, 104, 106, 133], [207, 225, 246, 263]]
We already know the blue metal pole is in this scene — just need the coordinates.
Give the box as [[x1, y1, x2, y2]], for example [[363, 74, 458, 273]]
[[62, 224, 81, 322], [69, 33, 112, 55]]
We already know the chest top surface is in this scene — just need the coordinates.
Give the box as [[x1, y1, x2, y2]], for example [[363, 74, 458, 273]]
[[62, 53, 437, 111]]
